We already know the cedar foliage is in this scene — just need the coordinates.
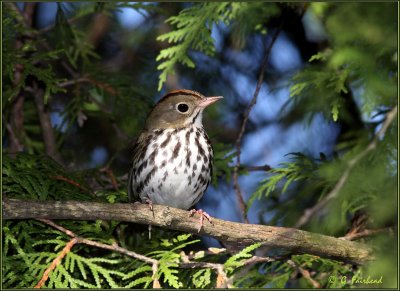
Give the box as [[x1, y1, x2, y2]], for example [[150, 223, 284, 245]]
[[2, 2, 397, 288]]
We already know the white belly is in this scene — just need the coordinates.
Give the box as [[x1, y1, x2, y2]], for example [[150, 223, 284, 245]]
[[132, 127, 212, 210]]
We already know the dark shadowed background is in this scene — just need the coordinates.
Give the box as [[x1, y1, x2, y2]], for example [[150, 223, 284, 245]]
[[2, 2, 398, 288]]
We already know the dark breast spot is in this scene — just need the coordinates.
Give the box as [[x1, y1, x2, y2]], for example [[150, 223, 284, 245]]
[[137, 160, 148, 175], [162, 171, 168, 182], [149, 149, 158, 165], [186, 150, 192, 167], [171, 141, 181, 160], [185, 130, 191, 143], [160, 133, 172, 148]]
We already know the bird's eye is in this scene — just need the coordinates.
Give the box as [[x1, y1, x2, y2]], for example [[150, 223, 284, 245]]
[[177, 103, 189, 113]]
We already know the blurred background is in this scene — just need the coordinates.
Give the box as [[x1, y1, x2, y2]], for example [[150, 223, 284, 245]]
[[2, 2, 397, 288], [5, 2, 341, 220]]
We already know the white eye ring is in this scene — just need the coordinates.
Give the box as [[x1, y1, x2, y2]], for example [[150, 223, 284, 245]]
[[176, 102, 190, 114]]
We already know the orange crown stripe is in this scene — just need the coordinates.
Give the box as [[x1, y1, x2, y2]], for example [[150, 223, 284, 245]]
[[158, 89, 205, 103]]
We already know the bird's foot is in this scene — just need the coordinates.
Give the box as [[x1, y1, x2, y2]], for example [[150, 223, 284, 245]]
[[135, 199, 154, 239], [189, 209, 213, 232], [132, 199, 153, 212], [143, 198, 154, 212]]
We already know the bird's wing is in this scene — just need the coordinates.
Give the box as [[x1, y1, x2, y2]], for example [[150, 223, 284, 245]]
[[128, 132, 151, 202], [127, 162, 136, 202]]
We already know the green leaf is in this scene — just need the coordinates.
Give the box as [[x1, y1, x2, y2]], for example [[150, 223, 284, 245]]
[[156, 2, 238, 90], [192, 269, 212, 288], [224, 243, 262, 273]]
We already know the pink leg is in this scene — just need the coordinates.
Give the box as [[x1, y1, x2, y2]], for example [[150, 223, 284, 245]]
[[143, 198, 153, 212], [136, 199, 154, 238], [189, 209, 213, 232]]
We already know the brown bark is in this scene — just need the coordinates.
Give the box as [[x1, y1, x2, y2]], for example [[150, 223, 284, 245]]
[[32, 86, 64, 165], [3, 198, 373, 265]]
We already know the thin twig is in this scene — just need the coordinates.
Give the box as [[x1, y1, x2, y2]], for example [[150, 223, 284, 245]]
[[151, 261, 161, 289], [39, 14, 81, 34], [287, 259, 321, 288], [51, 175, 94, 195], [22, 2, 36, 27], [339, 227, 395, 241], [6, 2, 37, 154], [232, 24, 284, 223], [295, 105, 398, 228], [36, 218, 275, 289], [228, 255, 276, 286], [99, 167, 120, 191], [32, 83, 64, 165], [241, 165, 272, 172], [37, 218, 157, 264], [34, 237, 78, 288], [5, 2, 36, 28], [58, 76, 118, 96], [58, 77, 90, 88], [5, 122, 23, 152], [180, 252, 232, 288], [36, 218, 160, 287], [59, 76, 129, 141]]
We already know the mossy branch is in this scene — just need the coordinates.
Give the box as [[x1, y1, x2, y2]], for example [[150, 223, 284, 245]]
[[3, 197, 373, 265]]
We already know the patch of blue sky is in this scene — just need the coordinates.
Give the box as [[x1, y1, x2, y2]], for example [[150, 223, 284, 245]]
[[89, 146, 108, 168], [269, 32, 302, 73], [116, 3, 149, 29], [302, 9, 328, 43], [50, 112, 68, 133]]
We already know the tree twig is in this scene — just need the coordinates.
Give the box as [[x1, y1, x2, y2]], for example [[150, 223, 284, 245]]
[[32, 84, 64, 165], [35, 218, 160, 288], [339, 227, 395, 241], [5, 122, 23, 153], [241, 165, 272, 172], [22, 2, 36, 27], [34, 237, 78, 288], [232, 24, 284, 223], [3, 198, 373, 265], [287, 259, 321, 288], [51, 175, 94, 196], [180, 252, 232, 288], [295, 105, 398, 228], [58, 76, 118, 96], [6, 2, 37, 154], [99, 167, 120, 191]]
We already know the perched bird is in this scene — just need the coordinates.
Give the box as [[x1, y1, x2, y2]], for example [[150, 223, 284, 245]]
[[128, 89, 223, 231]]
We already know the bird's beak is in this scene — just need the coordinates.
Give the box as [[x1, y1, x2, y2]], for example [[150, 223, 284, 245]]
[[198, 96, 223, 108]]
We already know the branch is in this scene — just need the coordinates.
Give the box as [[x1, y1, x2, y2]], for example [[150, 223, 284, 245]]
[[287, 259, 321, 288], [241, 164, 272, 172], [36, 219, 263, 288], [3, 198, 373, 265], [58, 76, 118, 96], [32, 84, 64, 165], [339, 227, 395, 241], [179, 251, 232, 288], [6, 2, 37, 154], [35, 218, 160, 288], [232, 24, 284, 223], [295, 105, 398, 228], [5, 120, 23, 153], [34, 237, 78, 288]]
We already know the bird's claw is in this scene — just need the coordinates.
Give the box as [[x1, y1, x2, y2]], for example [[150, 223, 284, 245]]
[[143, 198, 156, 220], [143, 198, 154, 212], [189, 209, 213, 232]]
